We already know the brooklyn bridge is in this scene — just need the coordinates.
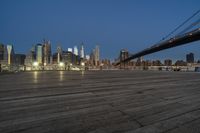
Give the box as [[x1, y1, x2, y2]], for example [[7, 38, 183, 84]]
[[116, 10, 200, 66]]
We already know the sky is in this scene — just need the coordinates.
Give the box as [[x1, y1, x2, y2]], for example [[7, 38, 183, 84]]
[[0, 0, 200, 62]]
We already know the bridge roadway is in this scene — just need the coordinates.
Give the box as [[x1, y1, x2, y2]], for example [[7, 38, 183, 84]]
[[0, 71, 200, 133]]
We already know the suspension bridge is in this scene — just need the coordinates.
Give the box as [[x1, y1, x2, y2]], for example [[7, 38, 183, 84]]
[[115, 10, 200, 66]]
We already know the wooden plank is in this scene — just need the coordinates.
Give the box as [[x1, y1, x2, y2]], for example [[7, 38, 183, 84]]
[[0, 71, 200, 133]]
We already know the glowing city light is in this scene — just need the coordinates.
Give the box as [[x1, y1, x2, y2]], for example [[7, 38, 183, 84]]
[[59, 62, 64, 67], [33, 62, 39, 67], [81, 62, 85, 66]]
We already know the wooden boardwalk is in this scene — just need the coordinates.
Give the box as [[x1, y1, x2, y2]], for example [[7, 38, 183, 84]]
[[0, 70, 200, 133]]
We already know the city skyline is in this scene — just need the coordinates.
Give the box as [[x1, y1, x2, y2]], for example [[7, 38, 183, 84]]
[[1, 41, 200, 63], [0, 0, 200, 60]]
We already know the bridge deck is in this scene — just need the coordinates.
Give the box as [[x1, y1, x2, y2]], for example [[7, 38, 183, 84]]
[[0, 71, 200, 133]]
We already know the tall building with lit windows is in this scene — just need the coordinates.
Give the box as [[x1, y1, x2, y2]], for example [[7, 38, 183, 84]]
[[6, 45, 15, 65], [57, 45, 62, 63], [80, 43, 84, 59], [43, 40, 51, 65], [73, 46, 79, 65], [0, 44, 15, 65], [36, 44, 43, 65], [73, 46, 78, 56]]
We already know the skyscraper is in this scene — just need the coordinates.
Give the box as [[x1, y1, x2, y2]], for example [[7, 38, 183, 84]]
[[25, 46, 36, 66], [90, 49, 95, 66], [15, 54, 26, 65], [68, 48, 73, 52], [36, 44, 43, 65], [94, 45, 100, 66], [80, 43, 84, 59], [57, 45, 62, 63], [43, 40, 51, 66], [73, 46, 79, 65], [0, 44, 4, 61], [73, 46, 78, 56], [86, 55, 90, 60], [186, 53, 194, 63], [89, 45, 100, 66], [62, 51, 73, 65], [7, 45, 15, 65]]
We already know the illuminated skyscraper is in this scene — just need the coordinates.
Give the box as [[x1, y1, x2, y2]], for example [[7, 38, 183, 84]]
[[73, 46, 78, 56], [80, 43, 84, 59], [73, 46, 79, 65], [68, 48, 73, 52], [7, 45, 15, 65], [43, 40, 51, 65], [57, 45, 62, 63], [86, 55, 90, 60], [36, 44, 43, 65]]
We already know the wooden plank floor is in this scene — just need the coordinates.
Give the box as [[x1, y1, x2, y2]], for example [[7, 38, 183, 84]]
[[0, 70, 200, 133]]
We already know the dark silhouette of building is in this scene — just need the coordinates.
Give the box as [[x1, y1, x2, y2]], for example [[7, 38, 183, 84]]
[[15, 54, 26, 65], [164, 59, 172, 66], [52, 53, 58, 64], [25, 46, 36, 66], [152, 60, 163, 66], [0, 44, 5, 61], [175, 60, 187, 66], [186, 53, 194, 63], [62, 51, 73, 65]]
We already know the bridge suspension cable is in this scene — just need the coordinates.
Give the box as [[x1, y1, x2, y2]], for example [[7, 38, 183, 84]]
[[177, 17, 200, 36], [159, 9, 200, 42]]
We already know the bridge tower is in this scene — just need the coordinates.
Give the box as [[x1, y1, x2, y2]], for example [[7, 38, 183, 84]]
[[120, 49, 129, 69]]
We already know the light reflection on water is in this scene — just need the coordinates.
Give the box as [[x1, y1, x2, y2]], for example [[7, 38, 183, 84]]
[[81, 70, 85, 76], [59, 71, 64, 81], [33, 71, 38, 83], [32, 71, 86, 83]]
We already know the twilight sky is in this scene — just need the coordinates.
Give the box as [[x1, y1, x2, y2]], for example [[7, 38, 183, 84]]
[[0, 0, 200, 61]]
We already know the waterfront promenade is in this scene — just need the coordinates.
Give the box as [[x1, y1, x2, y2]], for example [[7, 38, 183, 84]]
[[0, 70, 200, 133]]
